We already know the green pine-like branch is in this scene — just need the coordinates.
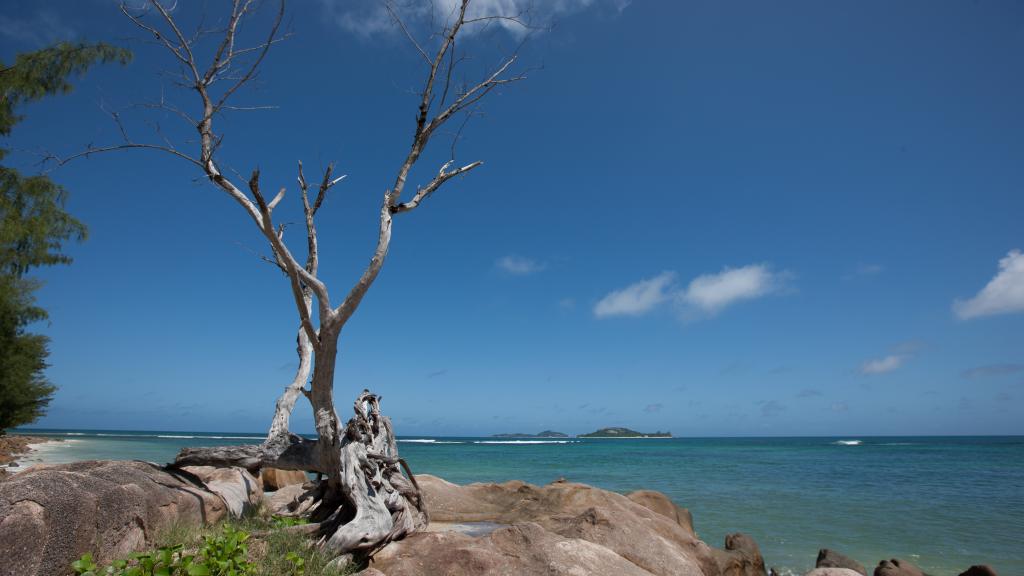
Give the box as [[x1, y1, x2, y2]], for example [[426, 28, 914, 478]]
[[0, 41, 130, 432]]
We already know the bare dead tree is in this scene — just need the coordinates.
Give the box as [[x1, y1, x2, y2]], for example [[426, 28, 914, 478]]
[[63, 0, 527, 561]]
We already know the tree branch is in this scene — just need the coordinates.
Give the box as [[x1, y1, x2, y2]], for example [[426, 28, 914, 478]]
[[391, 160, 482, 214]]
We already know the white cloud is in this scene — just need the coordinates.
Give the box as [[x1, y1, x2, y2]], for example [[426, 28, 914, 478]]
[[496, 255, 544, 275], [322, 0, 628, 38], [953, 250, 1024, 320], [593, 272, 675, 318], [679, 264, 786, 315], [594, 264, 788, 320], [861, 354, 904, 375]]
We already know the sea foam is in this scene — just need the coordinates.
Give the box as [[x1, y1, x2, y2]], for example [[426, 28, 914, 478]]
[[473, 440, 577, 445]]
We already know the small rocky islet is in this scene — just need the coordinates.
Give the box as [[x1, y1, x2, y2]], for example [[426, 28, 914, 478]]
[[0, 459, 999, 576], [578, 426, 672, 438]]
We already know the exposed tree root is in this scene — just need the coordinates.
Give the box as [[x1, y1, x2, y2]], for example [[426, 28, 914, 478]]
[[171, 390, 427, 560]]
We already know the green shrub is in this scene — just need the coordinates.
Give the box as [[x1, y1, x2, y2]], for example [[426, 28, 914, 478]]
[[72, 520, 358, 576], [271, 516, 310, 529], [72, 525, 253, 576]]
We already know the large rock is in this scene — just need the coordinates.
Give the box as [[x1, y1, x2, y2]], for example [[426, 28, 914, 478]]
[[874, 559, 930, 576], [817, 549, 867, 576], [627, 489, 696, 537], [365, 522, 659, 576], [712, 533, 768, 576], [264, 482, 318, 516], [260, 467, 307, 491], [0, 460, 228, 576], [804, 570, 865, 576], [396, 474, 759, 576], [180, 465, 262, 517]]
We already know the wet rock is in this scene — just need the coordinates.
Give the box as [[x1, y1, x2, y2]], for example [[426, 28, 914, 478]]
[[817, 549, 867, 576]]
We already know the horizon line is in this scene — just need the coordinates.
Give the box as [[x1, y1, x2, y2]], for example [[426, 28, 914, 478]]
[[12, 427, 1024, 440]]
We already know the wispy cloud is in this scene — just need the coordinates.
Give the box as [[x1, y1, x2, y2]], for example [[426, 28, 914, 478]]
[[593, 271, 675, 318], [426, 369, 448, 379], [860, 354, 904, 375], [860, 341, 921, 375], [594, 264, 788, 319], [961, 363, 1024, 379], [496, 255, 545, 275], [679, 264, 787, 315], [831, 402, 849, 413], [321, 0, 629, 39], [797, 389, 822, 398], [954, 249, 1024, 320], [643, 403, 663, 413]]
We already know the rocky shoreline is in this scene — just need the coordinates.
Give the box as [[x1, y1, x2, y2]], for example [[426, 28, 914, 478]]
[[0, 460, 1002, 576], [0, 435, 54, 480]]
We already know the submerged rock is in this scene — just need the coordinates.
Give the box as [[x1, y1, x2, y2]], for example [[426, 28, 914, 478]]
[[0, 460, 228, 576], [805, 569, 865, 576], [817, 549, 867, 576]]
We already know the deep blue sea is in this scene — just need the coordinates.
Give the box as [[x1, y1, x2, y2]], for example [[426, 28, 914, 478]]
[[11, 430, 1024, 576]]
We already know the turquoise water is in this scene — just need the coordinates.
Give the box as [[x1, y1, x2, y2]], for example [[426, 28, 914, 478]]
[[12, 431, 1024, 576]]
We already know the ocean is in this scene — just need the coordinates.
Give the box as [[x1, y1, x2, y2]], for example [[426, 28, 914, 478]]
[[10, 430, 1023, 576]]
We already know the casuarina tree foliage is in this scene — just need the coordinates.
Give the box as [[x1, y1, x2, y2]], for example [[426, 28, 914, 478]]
[[0, 43, 131, 432]]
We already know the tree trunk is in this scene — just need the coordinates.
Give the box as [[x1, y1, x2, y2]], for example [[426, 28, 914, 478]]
[[172, 333, 427, 558]]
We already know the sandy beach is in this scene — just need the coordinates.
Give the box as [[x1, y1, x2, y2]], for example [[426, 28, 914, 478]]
[[0, 435, 59, 479]]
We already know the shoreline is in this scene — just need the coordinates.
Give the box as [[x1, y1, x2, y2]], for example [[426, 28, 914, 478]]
[[1, 431, 1017, 574], [0, 434, 58, 479]]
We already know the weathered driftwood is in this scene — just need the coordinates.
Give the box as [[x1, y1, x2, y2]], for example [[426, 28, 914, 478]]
[[175, 390, 427, 555]]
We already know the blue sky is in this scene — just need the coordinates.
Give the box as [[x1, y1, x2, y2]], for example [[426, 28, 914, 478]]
[[3, 0, 1023, 436]]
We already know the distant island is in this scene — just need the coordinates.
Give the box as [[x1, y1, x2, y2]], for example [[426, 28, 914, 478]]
[[492, 430, 569, 438], [578, 427, 671, 438]]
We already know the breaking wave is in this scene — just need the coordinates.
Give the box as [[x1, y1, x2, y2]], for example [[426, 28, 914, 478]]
[[398, 439, 464, 444], [473, 440, 577, 445]]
